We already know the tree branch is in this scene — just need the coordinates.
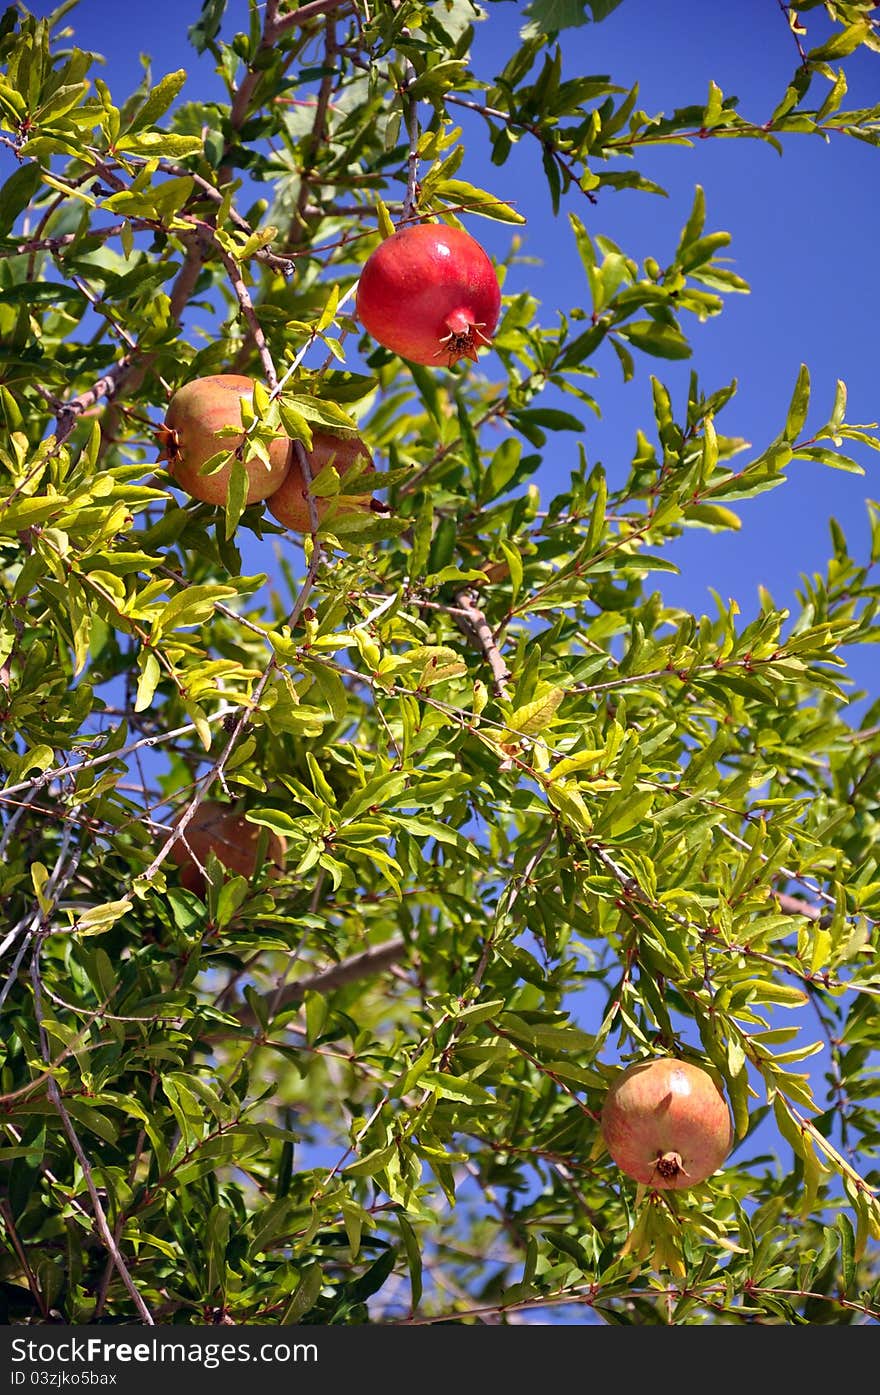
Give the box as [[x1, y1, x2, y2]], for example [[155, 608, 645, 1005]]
[[400, 59, 421, 221], [772, 891, 824, 923], [453, 588, 511, 699], [274, 0, 354, 36], [236, 935, 408, 1027], [212, 235, 279, 389], [287, 16, 340, 247]]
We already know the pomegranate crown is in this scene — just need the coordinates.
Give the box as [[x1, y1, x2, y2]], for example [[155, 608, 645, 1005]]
[[437, 307, 494, 368]]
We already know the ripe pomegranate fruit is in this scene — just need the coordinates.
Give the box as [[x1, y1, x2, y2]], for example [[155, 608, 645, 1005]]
[[355, 223, 501, 368], [600, 1057, 733, 1191], [267, 429, 374, 532], [158, 374, 291, 507], [168, 800, 287, 898]]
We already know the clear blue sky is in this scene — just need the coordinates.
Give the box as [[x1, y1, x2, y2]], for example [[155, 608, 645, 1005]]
[[22, 0, 880, 712]]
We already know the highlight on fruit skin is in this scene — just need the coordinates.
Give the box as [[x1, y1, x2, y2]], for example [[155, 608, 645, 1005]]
[[355, 222, 502, 369], [168, 799, 287, 900], [600, 1056, 734, 1191], [157, 373, 292, 507], [267, 429, 375, 533]]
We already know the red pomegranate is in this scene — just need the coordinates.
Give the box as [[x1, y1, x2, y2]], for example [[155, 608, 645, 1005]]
[[158, 374, 291, 507], [267, 430, 375, 532], [600, 1057, 733, 1191], [168, 800, 287, 899], [355, 223, 501, 368]]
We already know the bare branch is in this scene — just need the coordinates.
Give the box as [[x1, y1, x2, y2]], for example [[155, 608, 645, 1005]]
[[236, 935, 408, 1026], [400, 60, 421, 221], [287, 16, 340, 247], [468, 827, 555, 996], [772, 891, 824, 922], [0, 710, 231, 802], [274, 0, 355, 36], [453, 587, 511, 699], [41, 1068, 156, 1324], [54, 358, 133, 450]]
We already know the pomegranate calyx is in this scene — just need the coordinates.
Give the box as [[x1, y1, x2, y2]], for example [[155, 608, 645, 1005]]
[[155, 422, 180, 464], [436, 317, 492, 368], [654, 1151, 688, 1181]]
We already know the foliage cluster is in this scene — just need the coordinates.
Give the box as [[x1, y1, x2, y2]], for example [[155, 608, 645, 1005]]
[[1, 0, 879, 1325]]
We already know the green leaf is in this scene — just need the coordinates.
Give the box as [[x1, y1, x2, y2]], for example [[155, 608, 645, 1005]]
[[421, 1071, 497, 1106], [62, 1101, 118, 1145], [836, 1213, 855, 1291], [345, 1141, 397, 1177], [135, 651, 161, 712], [807, 21, 871, 62], [785, 363, 811, 441], [397, 1214, 423, 1310], [792, 446, 863, 474], [346, 1248, 397, 1304], [521, 0, 622, 40], [155, 584, 237, 633], [306, 661, 348, 723], [224, 456, 249, 539], [73, 900, 130, 935], [508, 686, 565, 735], [685, 503, 742, 531], [188, 0, 228, 55], [618, 321, 692, 359], [434, 178, 525, 224], [0, 161, 42, 237], [127, 69, 188, 132], [676, 184, 706, 256], [479, 437, 522, 505], [375, 197, 395, 239], [115, 132, 204, 158], [0, 282, 87, 308], [282, 1264, 323, 1323], [280, 394, 357, 434]]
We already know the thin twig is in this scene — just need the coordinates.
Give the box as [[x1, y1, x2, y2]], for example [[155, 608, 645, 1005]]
[[0, 711, 232, 802], [400, 59, 421, 221], [53, 358, 133, 450], [467, 826, 555, 998], [776, 0, 810, 66], [27, 871, 154, 1322], [0, 1198, 49, 1319], [288, 16, 340, 247]]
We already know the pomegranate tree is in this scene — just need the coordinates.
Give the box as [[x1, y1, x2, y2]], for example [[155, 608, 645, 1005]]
[[600, 1057, 733, 1191], [158, 374, 291, 507], [356, 223, 502, 368], [169, 800, 287, 899], [267, 430, 375, 532]]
